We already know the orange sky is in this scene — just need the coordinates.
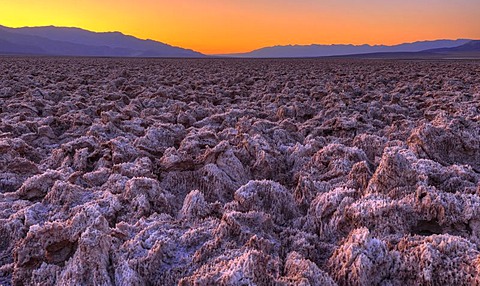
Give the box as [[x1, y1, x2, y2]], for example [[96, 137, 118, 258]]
[[0, 0, 479, 54]]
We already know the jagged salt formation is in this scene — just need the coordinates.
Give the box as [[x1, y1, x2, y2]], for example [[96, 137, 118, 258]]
[[0, 58, 479, 285]]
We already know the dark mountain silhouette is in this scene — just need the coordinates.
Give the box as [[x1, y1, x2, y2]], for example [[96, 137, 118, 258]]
[[333, 40, 480, 59], [224, 39, 472, 58], [426, 40, 480, 54], [1, 24, 477, 59], [0, 25, 204, 57]]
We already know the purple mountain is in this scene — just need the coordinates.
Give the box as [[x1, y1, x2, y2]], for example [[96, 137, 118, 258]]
[[223, 39, 473, 58], [331, 40, 480, 59], [0, 25, 204, 57]]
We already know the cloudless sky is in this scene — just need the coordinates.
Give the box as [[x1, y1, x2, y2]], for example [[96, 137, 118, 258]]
[[0, 0, 479, 54]]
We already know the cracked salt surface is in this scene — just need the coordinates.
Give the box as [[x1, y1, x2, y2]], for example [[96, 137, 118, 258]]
[[0, 57, 479, 285]]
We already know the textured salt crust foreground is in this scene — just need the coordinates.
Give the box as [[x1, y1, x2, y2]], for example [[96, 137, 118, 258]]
[[0, 58, 479, 285]]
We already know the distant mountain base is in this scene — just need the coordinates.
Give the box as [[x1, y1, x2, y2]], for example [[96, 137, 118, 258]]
[[331, 41, 480, 59]]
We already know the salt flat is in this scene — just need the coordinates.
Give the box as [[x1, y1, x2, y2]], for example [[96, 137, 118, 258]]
[[0, 58, 479, 285]]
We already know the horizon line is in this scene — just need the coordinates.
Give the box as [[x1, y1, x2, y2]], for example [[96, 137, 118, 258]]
[[0, 23, 476, 55]]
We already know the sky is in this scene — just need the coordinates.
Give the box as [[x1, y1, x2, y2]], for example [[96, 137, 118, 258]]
[[0, 0, 479, 54]]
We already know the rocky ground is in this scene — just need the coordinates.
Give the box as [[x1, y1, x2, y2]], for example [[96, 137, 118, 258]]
[[0, 57, 479, 285]]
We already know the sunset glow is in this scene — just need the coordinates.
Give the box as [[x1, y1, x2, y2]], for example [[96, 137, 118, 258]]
[[1, 0, 479, 54]]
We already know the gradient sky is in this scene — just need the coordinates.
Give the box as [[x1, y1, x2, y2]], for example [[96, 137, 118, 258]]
[[1, 0, 479, 54]]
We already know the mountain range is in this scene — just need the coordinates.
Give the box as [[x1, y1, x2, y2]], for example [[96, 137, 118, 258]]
[[0, 25, 478, 58], [0, 25, 204, 57], [224, 39, 476, 58], [333, 40, 480, 59]]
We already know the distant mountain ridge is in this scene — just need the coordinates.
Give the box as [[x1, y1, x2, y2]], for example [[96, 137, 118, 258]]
[[0, 25, 204, 57], [426, 40, 480, 54], [0, 24, 477, 58], [332, 40, 480, 59], [224, 39, 473, 58]]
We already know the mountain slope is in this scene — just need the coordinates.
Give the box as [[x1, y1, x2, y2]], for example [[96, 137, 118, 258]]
[[0, 28, 134, 56], [333, 40, 480, 59], [426, 40, 480, 55], [0, 25, 204, 57], [225, 39, 472, 58]]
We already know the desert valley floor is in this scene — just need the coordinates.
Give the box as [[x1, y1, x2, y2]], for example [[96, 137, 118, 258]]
[[0, 58, 479, 285]]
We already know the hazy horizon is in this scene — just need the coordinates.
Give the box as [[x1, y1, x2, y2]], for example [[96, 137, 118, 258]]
[[0, 23, 477, 56]]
